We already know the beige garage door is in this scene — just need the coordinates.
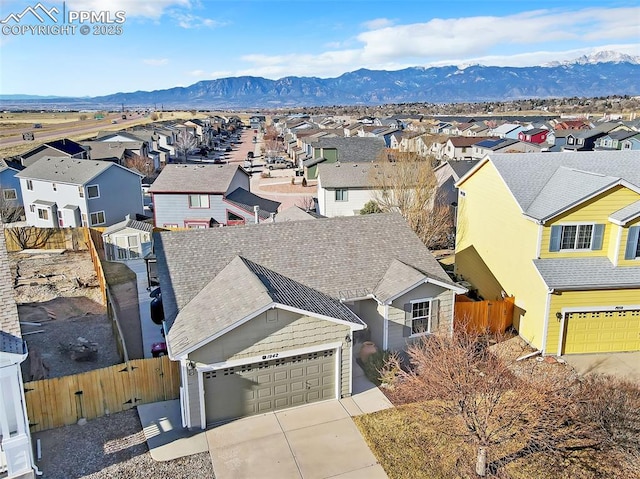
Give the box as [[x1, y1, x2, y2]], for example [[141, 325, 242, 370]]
[[564, 310, 640, 354], [204, 349, 336, 424]]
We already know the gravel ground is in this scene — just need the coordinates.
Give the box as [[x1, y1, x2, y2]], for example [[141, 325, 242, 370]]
[[34, 409, 214, 479], [10, 250, 120, 380]]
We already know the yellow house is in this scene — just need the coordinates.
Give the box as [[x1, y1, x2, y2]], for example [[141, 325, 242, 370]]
[[455, 151, 640, 355]]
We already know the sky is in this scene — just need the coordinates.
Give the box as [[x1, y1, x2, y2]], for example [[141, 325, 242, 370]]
[[0, 0, 638, 97]]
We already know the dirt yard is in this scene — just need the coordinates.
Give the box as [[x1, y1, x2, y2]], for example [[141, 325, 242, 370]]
[[9, 250, 121, 380]]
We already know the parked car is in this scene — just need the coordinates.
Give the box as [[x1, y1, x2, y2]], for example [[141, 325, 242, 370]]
[[267, 158, 294, 170]]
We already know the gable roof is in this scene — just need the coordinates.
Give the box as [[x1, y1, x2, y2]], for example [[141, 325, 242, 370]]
[[102, 217, 153, 235], [459, 151, 640, 223], [224, 187, 281, 218], [167, 256, 365, 356], [310, 137, 386, 162], [449, 136, 497, 147], [155, 213, 458, 335], [16, 157, 138, 185], [82, 141, 128, 160], [149, 164, 247, 194], [0, 158, 23, 173], [609, 200, 640, 225], [318, 162, 375, 188]]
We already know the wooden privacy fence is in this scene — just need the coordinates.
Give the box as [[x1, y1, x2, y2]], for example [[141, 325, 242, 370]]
[[3, 226, 88, 252], [86, 227, 107, 305], [454, 296, 515, 334], [24, 356, 180, 433]]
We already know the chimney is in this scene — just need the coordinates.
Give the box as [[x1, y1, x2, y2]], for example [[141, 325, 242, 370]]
[[254, 205, 260, 224]]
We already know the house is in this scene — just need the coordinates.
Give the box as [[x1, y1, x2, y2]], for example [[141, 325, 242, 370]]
[[149, 164, 280, 228], [317, 162, 377, 216], [489, 123, 524, 139], [102, 215, 154, 261], [563, 129, 608, 152], [433, 160, 479, 207], [472, 138, 543, 159], [18, 138, 87, 167], [518, 128, 549, 144], [594, 130, 640, 151], [155, 213, 466, 428], [442, 136, 497, 161], [455, 151, 640, 356], [0, 159, 24, 222], [0, 228, 37, 479], [16, 157, 144, 228], [302, 137, 386, 179]]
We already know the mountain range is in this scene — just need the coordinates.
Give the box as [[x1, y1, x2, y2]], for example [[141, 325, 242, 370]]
[[2, 51, 639, 110]]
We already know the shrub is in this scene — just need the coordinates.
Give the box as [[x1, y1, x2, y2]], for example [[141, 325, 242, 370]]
[[362, 349, 394, 386], [360, 200, 382, 215]]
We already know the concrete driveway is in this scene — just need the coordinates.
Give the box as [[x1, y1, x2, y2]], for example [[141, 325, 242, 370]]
[[563, 351, 640, 384], [206, 400, 388, 479]]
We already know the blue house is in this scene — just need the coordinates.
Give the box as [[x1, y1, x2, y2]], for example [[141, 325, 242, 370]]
[[0, 159, 24, 222]]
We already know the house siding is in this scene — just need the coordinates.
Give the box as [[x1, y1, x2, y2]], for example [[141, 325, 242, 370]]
[[387, 284, 453, 351], [456, 161, 548, 349], [618, 217, 640, 266], [318, 186, 376, 217], [0, 168, 23, 210], [153, 193, 223, 227], [21, 179, 82, 227], [227, 168, 250, 193], [86, 167, 143, 226], [548, 289, 640, 355], [188, 309, 351, 403], [540, 186, 640, 259]]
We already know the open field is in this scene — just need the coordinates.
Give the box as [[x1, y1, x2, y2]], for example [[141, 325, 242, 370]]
[[0, 110, 212, 158]]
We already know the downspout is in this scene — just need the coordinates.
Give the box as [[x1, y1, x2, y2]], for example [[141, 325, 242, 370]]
[[383, 304, 389, 350], [540, 288, 554, 355], [253, 205, 259, 224]]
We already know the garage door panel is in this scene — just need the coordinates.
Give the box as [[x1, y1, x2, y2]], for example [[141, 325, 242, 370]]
[[564, 310, 640, 354], [205, 349, 337, 424]]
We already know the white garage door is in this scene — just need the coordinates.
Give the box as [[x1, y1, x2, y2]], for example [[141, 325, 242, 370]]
[[204, 349, 336, 424]]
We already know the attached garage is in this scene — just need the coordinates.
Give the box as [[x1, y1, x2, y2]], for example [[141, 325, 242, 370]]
[[563, 309, 640, 354], [203, 349, 336, 424]]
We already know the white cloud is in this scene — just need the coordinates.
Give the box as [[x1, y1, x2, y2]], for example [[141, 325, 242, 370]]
[[143, 58, 169, 66], [170, 12, 225, 29], [63, 0, 192, 19], [361, 18, 394, 30], [231, 6, 640, 79]]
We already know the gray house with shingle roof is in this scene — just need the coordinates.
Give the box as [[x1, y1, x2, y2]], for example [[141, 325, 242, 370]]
[[155, 213, 465, 428], [0, 227, 37, 478], [102, 215, 154, 261], [16, 157, 143, 228], [317, 162, 378, 216], [149, 164, 279, 228], [303, 137, 386, 179]]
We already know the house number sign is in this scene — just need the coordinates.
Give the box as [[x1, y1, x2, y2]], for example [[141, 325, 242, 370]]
[[262, 353, 279, 360]]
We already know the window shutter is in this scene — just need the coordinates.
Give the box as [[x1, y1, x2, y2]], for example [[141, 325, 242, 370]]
[[549, 225, 561, 252], [624, 226, 640, 260], [403, 303, 412, 337], [591, 224, 605, 250], [430, 299, 440, 333]]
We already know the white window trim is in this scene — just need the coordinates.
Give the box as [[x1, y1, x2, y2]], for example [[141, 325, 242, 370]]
[[87, 184, 100, 199], [37, 207, 49, 220], [335, 189, 348, 202], [409, 298, 434, 338], [89, 210, 106, 226], [2, 188, 17, 200], [558, 222, 596, 251]]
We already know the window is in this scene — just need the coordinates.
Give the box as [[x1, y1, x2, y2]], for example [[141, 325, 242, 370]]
[[2, 189, 17, 200], [188, 194, 210, 208], [404, 299, 439, 337], [163, 223, 179, 228], [87, 185, 100, 199], [624, 226, 640, 260], [26, 179, 33, 190], [410, 301, 431, 334], [90, 211, 105, 226], [78, 186, 84, 198], [81, 214, 87, 226], [561, 225, 593, 250], [335, 189, 348, 202], [37, 208, 49, 220], [29, 204, 35, 213]]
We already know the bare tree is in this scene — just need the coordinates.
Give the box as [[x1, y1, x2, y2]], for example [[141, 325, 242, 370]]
[[125, 154, 155, 179], [0, 188, 23, 223], [175, 129, 197, 163], [370, 150, 453, 248], [381, 327, 640, 478], [5, 226, 57, 250], [295, 196, 316, 212], [262, 125, 284, 158]]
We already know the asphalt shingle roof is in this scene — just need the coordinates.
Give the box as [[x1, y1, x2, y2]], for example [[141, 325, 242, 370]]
[[16, 157, 122, 185], [0, 226, 24, 355], [609, 200, 640, 225], [225, 187, 280, 218], [156, 213, 458, 344], [149, 164, 246, 194], [309, 137, 387, 163], [533, 257, 640, 290], [484, 151, 640, 221], [268, 206, 324, 222], [103, 217, 153, 235], [317, 162, 375, 188], [167, 256, 364, 356]]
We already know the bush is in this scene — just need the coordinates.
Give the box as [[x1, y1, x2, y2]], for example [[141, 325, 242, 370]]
[[362, 349, 394, 386], [360, 200, 382, 215]]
